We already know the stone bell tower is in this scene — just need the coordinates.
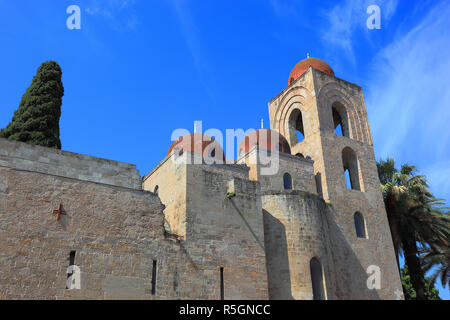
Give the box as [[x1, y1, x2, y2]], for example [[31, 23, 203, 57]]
[[267, 56, 402, 299]]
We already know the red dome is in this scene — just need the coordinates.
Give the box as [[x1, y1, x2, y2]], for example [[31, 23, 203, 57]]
[[168, 133, 225, 160], [238, 129, 291, 157], [288, 57, 334, 85]]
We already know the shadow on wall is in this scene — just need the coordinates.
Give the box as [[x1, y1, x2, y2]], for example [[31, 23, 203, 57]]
[[263, 195, 382, 300], [262, 209, 294, 300], [230, 199, 265, 251], [322, 209, 381, 300]]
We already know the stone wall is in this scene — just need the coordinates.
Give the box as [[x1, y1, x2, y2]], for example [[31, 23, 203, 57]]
[[0, 144, 268, 300], [238, 146, 317, 194], [142, 152, 187, 237], [0, 164, 175, 299], [184, 163, 268, 299], [262, 190, 397, 300], [265, 67, 403, 299], [0, 138, 141, 190]]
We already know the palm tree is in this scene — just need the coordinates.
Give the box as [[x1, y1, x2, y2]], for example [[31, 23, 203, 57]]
[[421, 245, 449, 289], [377, 159, 450, 299]]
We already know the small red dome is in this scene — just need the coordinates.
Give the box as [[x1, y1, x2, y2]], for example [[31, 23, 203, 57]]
[[288, 57, 334, 85], [238, 129, 291, 157], [168, 133, 225, 160]]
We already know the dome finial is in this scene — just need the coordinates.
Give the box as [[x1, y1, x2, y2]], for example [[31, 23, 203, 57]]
[[261, 119, 264, 129], [307, 52, 310, 59]]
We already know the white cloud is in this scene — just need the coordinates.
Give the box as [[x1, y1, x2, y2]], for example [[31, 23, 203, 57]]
[[422, 161, 450, 201], [366, 1, 450, 202], [85, 0, 138, 31], [169, 0, 216, 104], [320, 0, 398, 65]]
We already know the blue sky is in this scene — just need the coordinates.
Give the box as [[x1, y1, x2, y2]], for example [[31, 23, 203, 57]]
[[0, 0, 449, 299]]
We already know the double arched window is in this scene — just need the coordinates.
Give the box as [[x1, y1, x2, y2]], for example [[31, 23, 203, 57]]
[[288, 108, 305, 145], [332, 102, 349, 137], [342, 147, 361, 191]]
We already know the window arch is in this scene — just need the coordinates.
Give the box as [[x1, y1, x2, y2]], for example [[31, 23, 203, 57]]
[[342, 147, 361, 191], [288, 108, 305, 145], [310, 257, 326, 300], [332, 102, 349, 137], [283, 173, 292, 190], [154, 185, 159, 196], [295, 153, 304, 158], [354, 212, 367, 238]]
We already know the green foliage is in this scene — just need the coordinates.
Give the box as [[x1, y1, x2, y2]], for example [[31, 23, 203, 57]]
[[226, 191, 236, 199], [401, 266, 441, 300], [0, 61, 64, 149], [421, 245, 450, 289], [377, 158, 450, 299]]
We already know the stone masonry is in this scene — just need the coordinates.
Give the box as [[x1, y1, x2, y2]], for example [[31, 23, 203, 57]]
[[0, 57, 403, 299]]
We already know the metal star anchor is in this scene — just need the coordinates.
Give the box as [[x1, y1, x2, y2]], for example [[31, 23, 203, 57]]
[[52, 203, 66, 221]]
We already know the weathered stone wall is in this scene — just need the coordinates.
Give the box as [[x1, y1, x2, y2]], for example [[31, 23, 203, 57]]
[[0, 145, 268, 300], [266, 67, 403, 299], [238, 147, 317, 194], [312, 70, 402, 299], [184, 163, 268, 299], [262, 191, 333, 300], [142, 152, 187, 237], [0, 164, 177, 299], [0, 138, 141, 190], [262, 190, 393, 300]]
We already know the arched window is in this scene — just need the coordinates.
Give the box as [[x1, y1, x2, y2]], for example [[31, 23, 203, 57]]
[[315, 172, 323, 196], [342, 147, 361, 191], [310, 257, 326, 300], [154, 185, 159, 196], [211, 148, 216, 158], [288, 109, 305, 145], [283, 173, 292, 190], [332, 102, 348, 137], [295, 153, 304, 158], [354, 212, 367, 238]]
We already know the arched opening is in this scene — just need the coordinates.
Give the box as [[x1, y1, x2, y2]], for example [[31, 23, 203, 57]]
[[354, 212, 367, 238], [332, 102, 348, 137], [154, 185, 159, 196], [310, 257, 326, 300], [283, 173, 292, 190], [295, 153, 304, 158], [288, 108, 305, 145], [342, 147, 361, 191], [315, 172, 323, 197]]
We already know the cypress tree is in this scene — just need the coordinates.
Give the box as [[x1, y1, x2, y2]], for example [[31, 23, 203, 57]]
[[0, 61, 64, 149]]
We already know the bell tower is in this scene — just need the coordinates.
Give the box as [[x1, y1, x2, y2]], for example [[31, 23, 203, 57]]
[[267, 56, 402, 299]]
